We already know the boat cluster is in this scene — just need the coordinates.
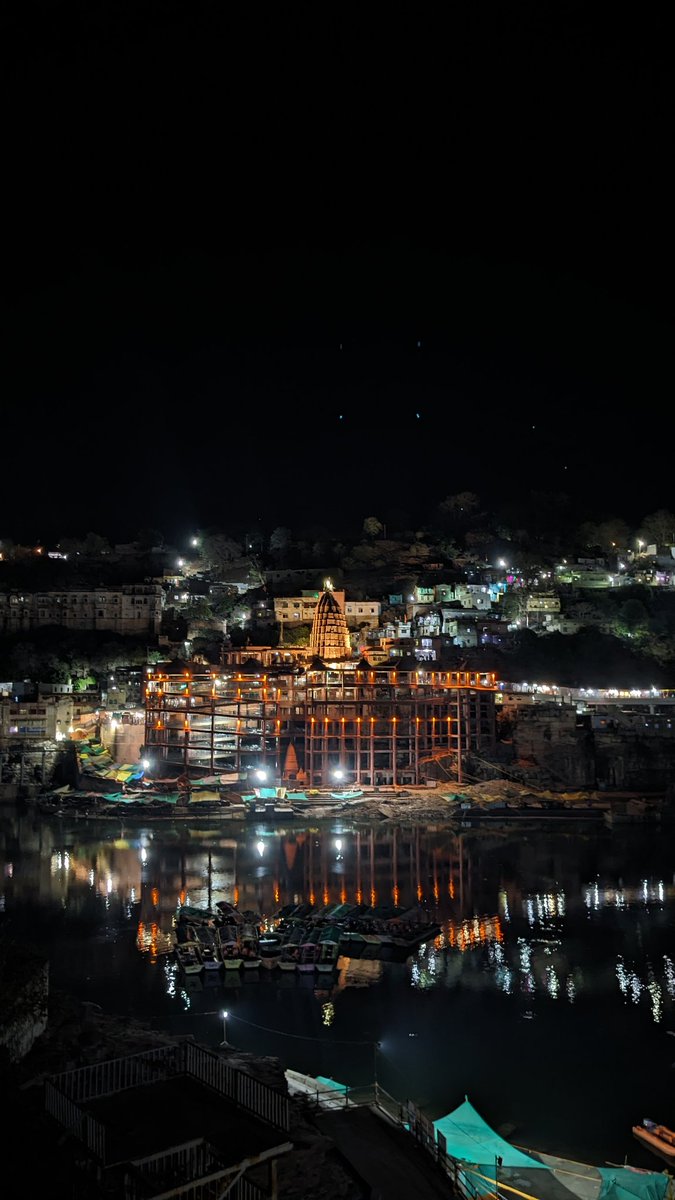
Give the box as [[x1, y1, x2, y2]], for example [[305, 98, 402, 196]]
[[173, 899, 441, 978]]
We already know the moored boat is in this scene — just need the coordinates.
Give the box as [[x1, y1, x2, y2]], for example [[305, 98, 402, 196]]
[[175, 940, 203, 975], [316, 924, 341, 973], [279, 924, 306, 970], [217, 923, 243, 970], [240, 922, 262, 968], [297, 935, 320, 973], [194, 925, 222, 971], [633, 1121, 675, 1164], [258, 931, 283, 969]]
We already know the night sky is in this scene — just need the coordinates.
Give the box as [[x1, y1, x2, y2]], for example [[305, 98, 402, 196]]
[[2, 4, 672, 544]]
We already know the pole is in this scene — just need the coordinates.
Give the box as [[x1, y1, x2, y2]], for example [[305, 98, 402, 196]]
[[456, 684, 463, 785], [220, 1010, 229, 1047], [495, 1154, 502, 1198]]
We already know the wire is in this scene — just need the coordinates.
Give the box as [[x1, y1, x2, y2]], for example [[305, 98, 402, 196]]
[[199, 1010, 377, 1045]]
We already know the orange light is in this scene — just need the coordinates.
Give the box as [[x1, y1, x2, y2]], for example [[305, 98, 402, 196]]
[[151, 887, 159, 906]]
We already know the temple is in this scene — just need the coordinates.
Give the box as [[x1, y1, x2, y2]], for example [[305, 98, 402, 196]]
[[308, 581, 352, 660]]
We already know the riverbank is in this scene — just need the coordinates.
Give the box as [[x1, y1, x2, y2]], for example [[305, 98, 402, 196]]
[[5, 989, 372, 1198], [22, 777, 670, 827]]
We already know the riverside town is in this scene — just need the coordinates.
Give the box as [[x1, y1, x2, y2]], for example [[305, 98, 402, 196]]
[[3, 510, 675, 1198]]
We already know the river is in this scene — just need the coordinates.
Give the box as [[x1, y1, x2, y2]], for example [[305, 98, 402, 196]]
[[1, 805, 673, 1171]]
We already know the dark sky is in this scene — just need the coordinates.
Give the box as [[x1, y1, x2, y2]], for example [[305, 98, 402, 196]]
[[2, 4, 672, 544]]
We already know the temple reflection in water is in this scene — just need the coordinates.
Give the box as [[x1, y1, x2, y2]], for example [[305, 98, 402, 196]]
[[2, 815, 674, 1024]]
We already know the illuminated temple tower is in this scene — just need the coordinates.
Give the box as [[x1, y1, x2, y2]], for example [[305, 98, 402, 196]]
[[309, 580, 352, 660]]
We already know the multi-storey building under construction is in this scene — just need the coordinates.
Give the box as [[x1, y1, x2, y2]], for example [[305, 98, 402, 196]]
[[143, 660, 498, 787]]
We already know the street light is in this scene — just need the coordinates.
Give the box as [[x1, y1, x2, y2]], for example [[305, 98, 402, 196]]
[[220, 1010, 229, 1047], [373, 1041, 381, 1097]]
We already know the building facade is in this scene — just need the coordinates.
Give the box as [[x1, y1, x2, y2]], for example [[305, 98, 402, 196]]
[[143, 661, 498, 787], [0, 584, 163, 634]]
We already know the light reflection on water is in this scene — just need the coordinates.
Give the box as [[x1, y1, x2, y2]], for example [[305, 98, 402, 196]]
[[2, 810, 675, 1166]]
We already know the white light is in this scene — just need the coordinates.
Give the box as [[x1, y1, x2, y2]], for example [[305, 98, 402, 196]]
[[255, 768, 268, 782], [222, 1010, 228, 1019], [256, 840, 265, 857], [177, 558, 184, 568], [333, 768, 344, 780], [142, 758, 151, 770], [191, 537, 199, 547], [335, 838, 342, 852], [140, 848, 147, 864]]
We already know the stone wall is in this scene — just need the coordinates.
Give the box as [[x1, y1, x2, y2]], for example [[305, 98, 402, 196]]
[[499, 703, 675, 792], [0, 950, 49, 1063]]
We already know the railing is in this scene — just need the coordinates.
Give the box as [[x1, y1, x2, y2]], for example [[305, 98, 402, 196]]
[[46, 1042, 291, 1167], [124, 1137, 271, 1200], [184, 1043, 290, 1132], [405, 1100, 490, 1199], [125, 1161, 268, 1200]]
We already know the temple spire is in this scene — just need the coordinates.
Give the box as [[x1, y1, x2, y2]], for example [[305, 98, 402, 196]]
[[309, 586, 351, 659]]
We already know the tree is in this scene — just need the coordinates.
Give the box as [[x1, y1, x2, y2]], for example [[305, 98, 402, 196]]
[[282, 623, 311, 647], [500, 591, 525, 622], [613, 598, 649, 639], [201, 532, 244, 570], [82, 532, 111, 556], [136, 527, 164, 552], [438, 492, 480, 524], [73, 674, 96, 692], [269, 526, 292, 564], [639, 510, 675, 549], [578, 518, 631, 552], [362, 516, 384, 540]]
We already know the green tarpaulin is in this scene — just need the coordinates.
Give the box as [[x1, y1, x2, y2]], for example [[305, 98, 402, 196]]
[[598, 1169, 669, 1200], [434, 1098, 543, 1168], [433, 1100, 670, 1200]]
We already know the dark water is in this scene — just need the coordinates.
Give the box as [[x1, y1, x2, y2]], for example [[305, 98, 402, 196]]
[[1, 806, 674, 1169]]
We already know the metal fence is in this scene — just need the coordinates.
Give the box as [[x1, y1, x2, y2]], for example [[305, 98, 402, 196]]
[[46, 1041, 291, 1168], [123, 1137, 269, 1200], [405, 1100, 486, 1200]]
